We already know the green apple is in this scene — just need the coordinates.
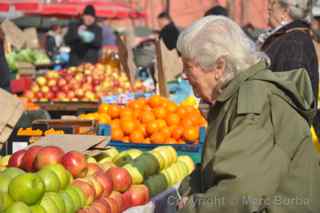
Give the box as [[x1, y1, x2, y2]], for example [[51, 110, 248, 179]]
[[59, 191, 76, 213], [86, 156, 97, 163], [44, 164, 69, 190], [152, 150, 171, 169], [72, 186, 86, 208], [0, 175, 12, 193], [66, 170, 74, 185], [166, 146, 177, 163], [1, 168, 25, 179], [46, 192, 66, 213], [5, 202, 31, 213], [150, 151, 166, 170], [177, 156, 195, 175], [102, 147, 119, 160], [0, 155, 11, 167], [8, 173, 45, 205], [30, 205, 46, 213], [65, 186, 82, 210], [98, 157, 113, 164], [176, 162, 189, 177], [40, 195, 59, 213], [160, 170, 173, 186], [0, 192, 13, 211], [37, 169, 61, 192], [123, 164, 144, 184], [127, 149, 143, 159]]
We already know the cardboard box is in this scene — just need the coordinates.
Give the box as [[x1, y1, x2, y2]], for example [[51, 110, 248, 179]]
[[0, 89, 24, 149], [1, 20, 25, 49]]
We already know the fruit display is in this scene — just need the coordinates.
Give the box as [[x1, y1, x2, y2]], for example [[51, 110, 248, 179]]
[[80, 95, 207, 144], [24, 62, 146, 102], [1, 145, 195, 212]]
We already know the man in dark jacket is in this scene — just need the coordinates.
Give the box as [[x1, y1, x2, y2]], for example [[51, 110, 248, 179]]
[[0, 28, 11, 92], [158, 12, 180, 50], [64, 5, 103, 66]]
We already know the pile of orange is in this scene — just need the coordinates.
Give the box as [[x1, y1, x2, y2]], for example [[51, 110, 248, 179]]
[[95, 95, 207, 144]]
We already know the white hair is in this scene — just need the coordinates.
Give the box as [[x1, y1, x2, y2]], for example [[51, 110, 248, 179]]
[[177, 16, 268, 83], [279, 0, 312, 20]]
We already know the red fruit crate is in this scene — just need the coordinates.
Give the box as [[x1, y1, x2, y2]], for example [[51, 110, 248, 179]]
[[10, 77, 33, 94]]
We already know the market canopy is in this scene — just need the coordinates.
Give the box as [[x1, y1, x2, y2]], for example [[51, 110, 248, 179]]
[[0, 0, 145, 19]]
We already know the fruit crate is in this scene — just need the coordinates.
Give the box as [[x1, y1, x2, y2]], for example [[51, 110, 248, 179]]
[[98, 125, 206, 164]]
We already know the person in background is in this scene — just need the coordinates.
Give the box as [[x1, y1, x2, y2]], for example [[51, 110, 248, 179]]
[[157, 12, 180, 50], [176, 16, 320, 213], [64, 5, 103, 66], [0, 28, 11, 92], [46, 25, 63, 60], [100, 20, 116, 46], [204, 5, 229, 17], [261, 0, 320, 134]]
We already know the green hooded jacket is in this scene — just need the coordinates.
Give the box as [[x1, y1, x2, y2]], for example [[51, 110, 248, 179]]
[[178, 62, 320, 213]]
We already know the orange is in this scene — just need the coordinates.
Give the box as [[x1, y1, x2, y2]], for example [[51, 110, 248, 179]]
[[110, 119, 121, 128], [167, 138, 177, 144], [149, 95, 162, 108], [111, 127, 124, 141], [181, 118, 194, 128], [183, 105, 196, 114], [166, 113, 180, 126], [143, 105, 153, 112], [128, 100, 142, 110], [183, 126, 199, 141], [98, 103, 109, 114], [107, 105, 121, 119], [151, 132, 166, 144], [171, 126, 184, 140], [136, 98, 147, 107], [161, 128, 172, 139], [146, 120, 159, 135], [120, 108, 134, 119], [133, 109, 143, 121], [153, 107, 167, 119], [166, 102, 178, 113], [156, 119, 167, 129], [136, 124, 147, 136], [141, 111, 155, 124], [120, 119, 136, 135], [130, 131, 145, 143], [121, 136, 130, 143], [142, 138, 151, 144], [176, 107, 187, 118], [98, 114, 111, 124]]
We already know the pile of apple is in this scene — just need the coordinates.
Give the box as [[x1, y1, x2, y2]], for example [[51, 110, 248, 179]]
[[24, 63, 146, 102], [3, 146, 150, 213]]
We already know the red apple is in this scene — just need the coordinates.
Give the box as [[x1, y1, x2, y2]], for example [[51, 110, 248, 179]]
[[41, 86, 49, 93], [36, 76, 47, 86], [50, 85, 59, 93], [61, 85, 70, 93], [76, 89, 85, 98], [34, 146, 64, 170], [20, 146, 43, 172], [92, 199, 111, 213], [57, 92, 67, 100], [86, 163, 103, 176], [48, 79, 57, 87], [122, 190, 132, 211], [66, 91, 75, 99], [109, 191, 123, 211], [31, 85, 40, 93], [58, 79, 67, 87], [106, 167, 132, 192], [101, 197, 120, 213], [47, 91, 56, 100], [8, 149, 26, 168], [65, 74, 73, 82], [72, 179, 96, 206], [75, 73, 84, 82], [35, 92, 45, 100], [127, 185, 150, 207], [85, 176, 104, 198], [61, 151, 88, 178], [24, 91, 34, 100], [95, 172, 113, 197]]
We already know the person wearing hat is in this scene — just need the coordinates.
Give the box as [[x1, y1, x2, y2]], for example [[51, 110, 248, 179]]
[[64, 5, 103, 66]]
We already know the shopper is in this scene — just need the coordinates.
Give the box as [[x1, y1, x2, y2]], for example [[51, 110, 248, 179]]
[[204, 5, 229, 17], [64, 5, 103, 66], [46, 25, 63, 60], [0, 28, 11, 92], [157, 12, 180, 50], [176, 16, 320, 213]]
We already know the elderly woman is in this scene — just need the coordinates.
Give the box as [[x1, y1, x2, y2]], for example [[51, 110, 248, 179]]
[[177, 16, 320, 213], [261, 0, 318, 107]]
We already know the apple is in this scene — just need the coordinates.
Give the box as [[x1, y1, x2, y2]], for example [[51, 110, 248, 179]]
[[46, 192, 66, 213], [59, 191, 76, 213], [35, 92, 45, 100], [61, 85, 70, 93], [106, 167, 132, 192], [57, 92, 67, 100], [36, 76, 47, 86], [67, 91, 76, 99], [126, 185, 150, 207], [86, 163, 103, 176], [109, 191, 123, 211], [0, 192, 14, 211], [50, 85, 59, 93], [75, 73, 84, 82], [48, 79, 57, 87], [1, 168, 25, 180], [31, 85, 40, 93], [102, 197, 120, 213], [9, 173, 45, 205], [64, 186, 83, 210], [5, 201, 31, 213], [121, 190, 132, 211], [86, 176, 104, 198], [41, 86, 49, 93], [47, 71, 60, 79], [65, 74, 73, 82], [34, 146, 64, 170], [24, 91, 34, 100], [40, 194, 59, 213], [58, 79, 67, 87], [95, 171, 113, 197], [72, 179, 96, 206], [37, 169, 61, 192], [20, 146, 43, 172], [8, 150, 26, 168], [44, 164, 69, 190], [76, 89, 85, 98], [47, 91, 56, 100], [61, 151, 88, 178], [91, 199, 111, 213], [30, 204, 46, 213]]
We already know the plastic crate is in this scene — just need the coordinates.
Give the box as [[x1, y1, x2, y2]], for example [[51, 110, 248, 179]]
[[98, 125, 206, 164]]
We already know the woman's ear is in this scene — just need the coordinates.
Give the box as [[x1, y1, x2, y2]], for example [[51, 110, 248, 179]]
[[214, 57, 226, 79]]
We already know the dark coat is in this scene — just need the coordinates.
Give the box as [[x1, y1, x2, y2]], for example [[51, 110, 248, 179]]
[[0, 41, 10, 91], [261, 20, 319, 100], [178, 62, 320, 213], [159, 22, 180, 50], [64, 21, 103, 66]]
